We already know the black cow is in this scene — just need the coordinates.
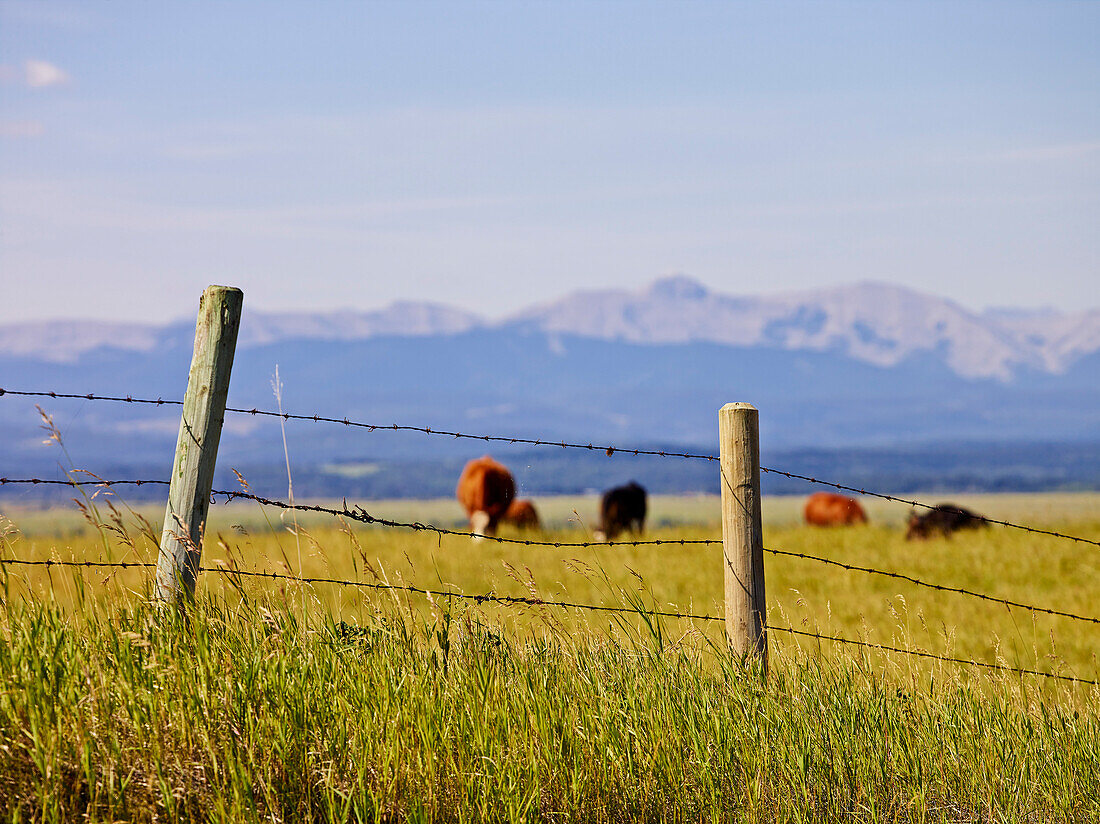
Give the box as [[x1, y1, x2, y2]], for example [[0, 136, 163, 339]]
[[595, 482, 647, 541], [905, 504, 986, 540]]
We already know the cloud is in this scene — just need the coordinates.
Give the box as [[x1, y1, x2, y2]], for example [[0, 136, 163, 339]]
[[24, 59, 69, 88], [0, 120, 44, 138]]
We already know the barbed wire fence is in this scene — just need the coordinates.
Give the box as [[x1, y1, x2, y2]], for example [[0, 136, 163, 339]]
[[1, 552, 1095, 687], [4, 387, 1096, 547], [3, 474, 1099, 626], [2, 383, 1099, 686]]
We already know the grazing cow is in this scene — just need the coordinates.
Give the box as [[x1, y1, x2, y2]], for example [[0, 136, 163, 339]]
[[905, 504, 986, 540], [594, 481, 647, 542], [455, 456, 515, 537], [803, 492, 868, 527], [503, 499, 541, 531]]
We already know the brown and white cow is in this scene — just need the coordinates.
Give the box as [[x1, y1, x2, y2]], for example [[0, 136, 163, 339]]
[[455, 455, 516, 537], [803, 491, 868, 527], [503, 499, 541, 531]]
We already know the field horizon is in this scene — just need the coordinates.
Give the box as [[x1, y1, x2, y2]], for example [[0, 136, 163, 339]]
[[7, 488, 1100, 537]]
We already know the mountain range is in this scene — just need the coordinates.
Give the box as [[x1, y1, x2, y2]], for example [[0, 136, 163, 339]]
[[4, 276, 1099, 381], [1, 277, 1097, 497]]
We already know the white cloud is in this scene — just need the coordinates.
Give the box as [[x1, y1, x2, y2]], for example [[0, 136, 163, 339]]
[[24, 59, 69, 88], [0, 120, 44, 138]]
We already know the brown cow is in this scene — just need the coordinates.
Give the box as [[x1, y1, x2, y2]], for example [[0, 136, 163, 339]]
[[503, 499, 541, 531], [455, 455, 516, 537], [803, 492, 868, 526]]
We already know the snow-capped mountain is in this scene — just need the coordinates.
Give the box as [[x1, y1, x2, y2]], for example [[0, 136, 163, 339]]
[[2, 276, 1097, 382], [509, 276, 1100, 380]]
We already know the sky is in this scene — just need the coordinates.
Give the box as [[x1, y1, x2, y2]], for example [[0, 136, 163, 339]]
[[1, 0, 1097, 324]]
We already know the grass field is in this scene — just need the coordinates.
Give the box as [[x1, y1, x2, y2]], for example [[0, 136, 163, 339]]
[[2, 489, 1099, 821], [5, 490, 1099, 675]]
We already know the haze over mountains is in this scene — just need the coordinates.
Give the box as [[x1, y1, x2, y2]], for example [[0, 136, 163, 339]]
[[5, 276, 1099, 381], [2, 277, 1098, 497]]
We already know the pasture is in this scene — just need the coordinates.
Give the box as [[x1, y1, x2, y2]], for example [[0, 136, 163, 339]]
[[2, 490, 1100, 821]]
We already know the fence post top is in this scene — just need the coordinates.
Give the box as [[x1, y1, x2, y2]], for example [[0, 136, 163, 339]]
[[203, 285, 244, 296], [720, 402, 757, 413]]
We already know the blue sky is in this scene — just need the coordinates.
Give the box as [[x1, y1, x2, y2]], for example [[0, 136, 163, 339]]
[[2, 0, 1097, 323]]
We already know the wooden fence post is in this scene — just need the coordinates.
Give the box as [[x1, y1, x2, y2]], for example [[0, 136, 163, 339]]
[[719, 402, 768, 669], [156, 285, 243, 605]]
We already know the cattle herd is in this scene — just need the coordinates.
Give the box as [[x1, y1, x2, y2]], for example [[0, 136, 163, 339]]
[[456, 455, 648, 540], [802, 491, 987, 538], [455, 456, 986, 541]]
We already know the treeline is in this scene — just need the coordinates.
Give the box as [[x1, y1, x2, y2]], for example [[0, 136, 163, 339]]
[[5, 441, 1099, 503]]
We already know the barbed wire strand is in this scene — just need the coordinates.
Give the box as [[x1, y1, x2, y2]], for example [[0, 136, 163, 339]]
[[0, 388, 713, 461], [211, 567, 719, 619], [2, 556, 1093, 685], [1, 558, 155, 570], [0, 477, 719, 549], [763, 546, 1100, 626], [4, 476, 1100, 627], [772, 625, 1097, 686], [6, 475, 1100, 629], [3, 386, 1098, 548], [0, 477, 169, 487], [213, 488, 720, 549], [757, 467, 1100, 547], [0, 557, 713, 620]]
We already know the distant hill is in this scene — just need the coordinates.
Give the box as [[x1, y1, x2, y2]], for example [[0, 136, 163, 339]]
[[1, 277, 1098, 498]]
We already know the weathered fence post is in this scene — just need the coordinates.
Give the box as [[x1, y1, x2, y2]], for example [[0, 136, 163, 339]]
[[156, 285, 243, 605], [719, 402, 767, 669]]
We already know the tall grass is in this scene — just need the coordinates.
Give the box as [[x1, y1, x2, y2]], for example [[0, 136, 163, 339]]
[[0, 583, 1098, 823], [5, 500, 1099, 679]]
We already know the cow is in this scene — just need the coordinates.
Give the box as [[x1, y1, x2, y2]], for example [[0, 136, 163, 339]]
[[455, 456, 515, 537], [803, 491, 868, 527], [594, 481, 647, 542], [906, 504, 986, 540], [503, 498, 541, 531]]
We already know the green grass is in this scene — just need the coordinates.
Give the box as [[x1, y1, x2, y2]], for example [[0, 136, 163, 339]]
[[1, 591, 1098, 822], [1, 492, 1099, 821]]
